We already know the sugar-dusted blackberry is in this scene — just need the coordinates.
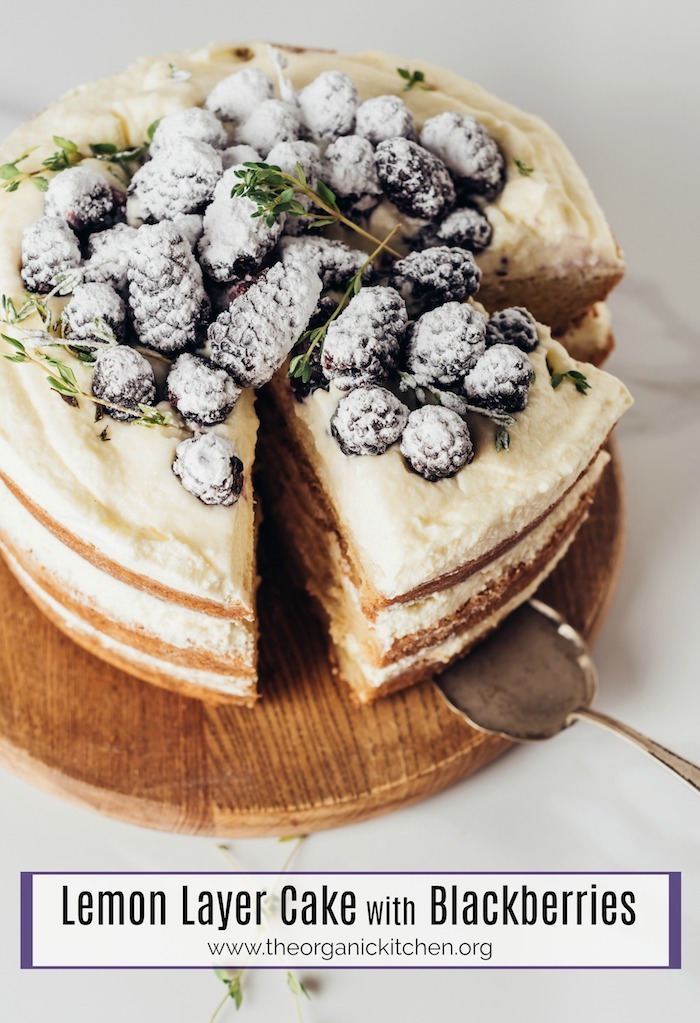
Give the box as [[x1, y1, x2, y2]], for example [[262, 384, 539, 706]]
[[417, 205, 492, 254], [20, 216, 81, 294], [171, 212, 204, 249], [266, 140, 323, 235], [485, 307, 539, 353], [208, 261, 323, 389], [321, 286, 408, 391], [389, 246, 481, 316], [172, 433, 244, 506], [237, 100, 302, 158], [279, 236, 376, 291], [324, 135, 383, 214], [298, 70, 358, 141], [288, 295, 336, 401], [44, 166, 117, 234], [207, 272, 261, 315], [62, 283, 127, 344], [420, 112, 506, 201], [198, 168, 283, 283], [150, 108, 227, 155], [463, 343, 533, 413], [83, 223, 137, 295], [127, 137, 222, 222], [400, 405, 473, 481], [128, 221, 209, 354], [166, 353, 241, 426], [205, 67, 273, 124], [355, 95, 416, 145], [331, 386, 409, 456], [406, 302, 486, 386], [375, 138, 455, 221], [92, 346, 156, 421], [221, 144, 262, 170]]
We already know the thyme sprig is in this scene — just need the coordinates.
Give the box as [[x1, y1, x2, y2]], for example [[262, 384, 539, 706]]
[[288, 224, 401, 384], [0, 122, 159, 192], [546, 354, 591, 395], [231, 161, 402, 258], [397, 67, 436, 92], [0, 333, 173, 429], [513, 158, 535, 177], [211, 969, 244, 1020]]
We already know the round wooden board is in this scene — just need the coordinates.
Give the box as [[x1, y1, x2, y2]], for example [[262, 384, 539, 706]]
[[0, 449, 624, 837]]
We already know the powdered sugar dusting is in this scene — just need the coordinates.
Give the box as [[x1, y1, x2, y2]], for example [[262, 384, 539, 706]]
[[172, 433, 244, 506], [237, 100, 302, 158], [324, 135, 382, 212], [150, 107, 227, 154], [400, 405, 473, 481], [21, 216, 81, 293], [128, 137, 222, 221], [205, 67, 273, 123], [62, 282, 126, 343], [208, 261, 322, 388], [355, 95, 416, 145], [298, 70, 358, 141]]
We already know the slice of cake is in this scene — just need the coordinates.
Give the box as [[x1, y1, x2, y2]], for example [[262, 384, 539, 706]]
[[0, 42, 629, 702], [262, 308, 631, 701]]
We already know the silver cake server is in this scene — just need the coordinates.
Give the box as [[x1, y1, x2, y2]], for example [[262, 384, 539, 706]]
[[435, 599, 700, 792]]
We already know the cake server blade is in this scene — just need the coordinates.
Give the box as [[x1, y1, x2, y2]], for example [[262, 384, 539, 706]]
[[434, 599, 700, 793]]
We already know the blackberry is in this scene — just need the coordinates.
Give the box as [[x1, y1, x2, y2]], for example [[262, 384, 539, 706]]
[[406, 303, 486, 386], [331, 386, 409, 456], [172, 433, 244, 506], [83, 223, 137, 295], [417, 205, 492, 254], [389, 246, 481, 316], [355, 95, 416, 145], [375, 138, 455, 222], [266, 140, 324, 235], [207, 272, 261, 315], [485, 307, 539, 353], [20, 216, 81, 293], [221, 144, 262, 170], [171, 212, 204, 249], [400, 405, 473, 481], [324, 135, 383, 214], [128, 221, 209, 354], [150, 108, 227, 154], [208, 261, 322, 388], [279, 236, 376, 291], [237, 100, 302, 157], [321, 286, 408, 391], [298, 70, 358, 141], [62, 283, 127, 344], [44, 166, 117, 234], [91, 346, 156, 421], [463, 343, 533, 413], [127, 137, 222, 222], [198, 168, 283, 282], [166, 353, 241, 426], [420, 112, 505, 201], [205, 67, 273, 124]]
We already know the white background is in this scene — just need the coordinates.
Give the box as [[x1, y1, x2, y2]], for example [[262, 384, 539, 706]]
[[1, 0, 699, 1018]]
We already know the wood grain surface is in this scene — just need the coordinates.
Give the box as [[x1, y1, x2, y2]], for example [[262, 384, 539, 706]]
[[0, 448, 624, 837]]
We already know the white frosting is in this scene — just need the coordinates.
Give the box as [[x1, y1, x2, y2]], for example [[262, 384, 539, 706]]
[[290, 330, 631, 599]]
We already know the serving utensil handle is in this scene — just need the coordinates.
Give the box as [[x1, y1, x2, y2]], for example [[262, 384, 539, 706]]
[[571, 707, 700, 793]]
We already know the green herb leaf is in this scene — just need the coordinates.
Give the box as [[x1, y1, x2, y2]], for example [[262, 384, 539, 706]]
[[397, 66, 435, 91], [0, 163, 19, 180], [31, 176, 49, 191], [513, 158, 535, 177], [99, 427, 110, 442], [53, 135, 78, 153], [146, 118, 161, 141], [286, 972, 310, 999], [495, 425, 511, 451]]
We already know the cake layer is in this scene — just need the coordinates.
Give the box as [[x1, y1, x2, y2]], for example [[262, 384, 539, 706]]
[[0, 481, 257, 703]]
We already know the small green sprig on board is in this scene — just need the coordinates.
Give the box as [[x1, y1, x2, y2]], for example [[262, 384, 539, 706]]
[[0, 121, 160, 193], [288, 224, 401, 385], [513, 158, 535, 177], [231, 161, 402, 257], [211, 969, 244, 1020], [0, 333, 173, 429], [399, 371, 518, 451], [397, 67, 436, 92], [547, 355, 591, 395]]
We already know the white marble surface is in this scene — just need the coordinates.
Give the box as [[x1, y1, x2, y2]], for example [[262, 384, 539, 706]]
[[1, 0, 699, 1018]]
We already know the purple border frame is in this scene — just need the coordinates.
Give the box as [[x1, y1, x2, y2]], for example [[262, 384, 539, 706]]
[[20, 871, 681, 971]]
